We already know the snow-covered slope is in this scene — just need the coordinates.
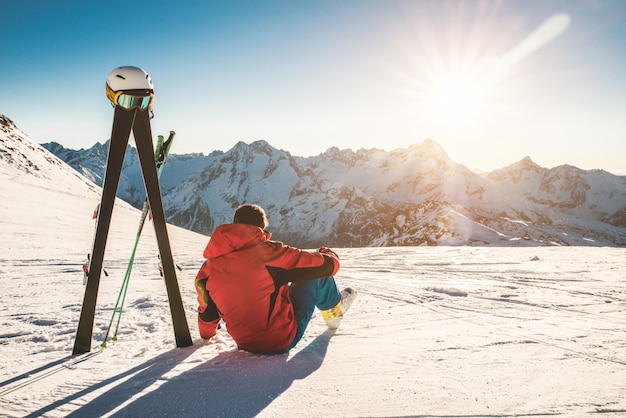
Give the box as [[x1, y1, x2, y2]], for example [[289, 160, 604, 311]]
[[40, 116, 626, 247], [1, 115, 625, 416]]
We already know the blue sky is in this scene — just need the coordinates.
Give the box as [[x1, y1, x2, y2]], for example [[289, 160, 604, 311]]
[[2, 0, 625, 173]]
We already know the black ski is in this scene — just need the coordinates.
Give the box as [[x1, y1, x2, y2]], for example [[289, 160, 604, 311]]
[[73, 107, 192, 355], [73, 107, 135, 355], [132, 114, 191, 349]]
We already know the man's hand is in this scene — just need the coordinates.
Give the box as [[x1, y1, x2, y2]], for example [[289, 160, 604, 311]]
[[318, 247, 339, 260]]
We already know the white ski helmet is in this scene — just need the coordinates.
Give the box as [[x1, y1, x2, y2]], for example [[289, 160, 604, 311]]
[[105, 66, 154, 110], [107, 66, 153, 92]]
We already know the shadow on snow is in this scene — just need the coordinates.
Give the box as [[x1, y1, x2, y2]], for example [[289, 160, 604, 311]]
[[26, 329, 336, 418]]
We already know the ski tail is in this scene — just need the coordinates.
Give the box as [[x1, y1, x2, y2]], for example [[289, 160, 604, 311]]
[[157, 131, 176, 169]]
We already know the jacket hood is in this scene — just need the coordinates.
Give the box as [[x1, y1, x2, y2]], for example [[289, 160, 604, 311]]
[[203, 224, 271, 259]]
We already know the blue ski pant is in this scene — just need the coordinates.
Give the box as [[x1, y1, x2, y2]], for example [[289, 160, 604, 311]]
[[285, 276, 341, 351]]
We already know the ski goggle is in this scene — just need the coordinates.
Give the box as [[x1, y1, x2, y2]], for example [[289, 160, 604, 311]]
[[106, 85, 154, 110]]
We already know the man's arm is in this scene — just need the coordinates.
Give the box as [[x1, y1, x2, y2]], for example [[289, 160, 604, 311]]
[[195, 275, 221, 339], [266, 246, 340, 288]]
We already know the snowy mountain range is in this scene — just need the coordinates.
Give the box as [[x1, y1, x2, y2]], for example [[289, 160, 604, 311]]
[[3, 113, 625, 247]]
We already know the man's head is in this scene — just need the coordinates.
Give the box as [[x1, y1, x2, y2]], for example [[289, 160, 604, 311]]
[[233, 204, 268, 229]]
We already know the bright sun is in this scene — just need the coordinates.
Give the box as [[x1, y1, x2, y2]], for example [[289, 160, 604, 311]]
[[428, 77, 483, 126]]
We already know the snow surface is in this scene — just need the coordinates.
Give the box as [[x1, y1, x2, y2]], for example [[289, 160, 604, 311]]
[[2, 132, 626, 417]]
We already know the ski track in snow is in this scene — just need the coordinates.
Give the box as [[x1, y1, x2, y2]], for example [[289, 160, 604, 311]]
[[3, 242, 625, 417]]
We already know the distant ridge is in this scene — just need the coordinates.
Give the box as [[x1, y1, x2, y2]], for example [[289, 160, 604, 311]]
[[3, 113, 625, 247]]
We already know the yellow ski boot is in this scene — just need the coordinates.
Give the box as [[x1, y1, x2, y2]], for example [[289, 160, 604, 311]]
[[321, 288, 357, 329]]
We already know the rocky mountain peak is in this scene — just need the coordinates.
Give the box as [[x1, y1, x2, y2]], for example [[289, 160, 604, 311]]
[[487, 156, 545, 183], [0, 114, 17, 133], [407, 138, 449, 160]]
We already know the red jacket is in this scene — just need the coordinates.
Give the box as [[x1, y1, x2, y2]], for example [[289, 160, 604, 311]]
[[195, 223, 340, 353]]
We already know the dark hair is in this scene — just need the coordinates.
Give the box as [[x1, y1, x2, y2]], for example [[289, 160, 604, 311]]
[[233, 204, 268, 229]]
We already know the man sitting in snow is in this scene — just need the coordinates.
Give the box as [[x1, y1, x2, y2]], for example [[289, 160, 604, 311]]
[[194, 204, 356, 354]]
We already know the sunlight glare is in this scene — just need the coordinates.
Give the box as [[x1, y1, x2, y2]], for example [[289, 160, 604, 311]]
[[494, 13, 571, 81], [414, 13, 571, 129]]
